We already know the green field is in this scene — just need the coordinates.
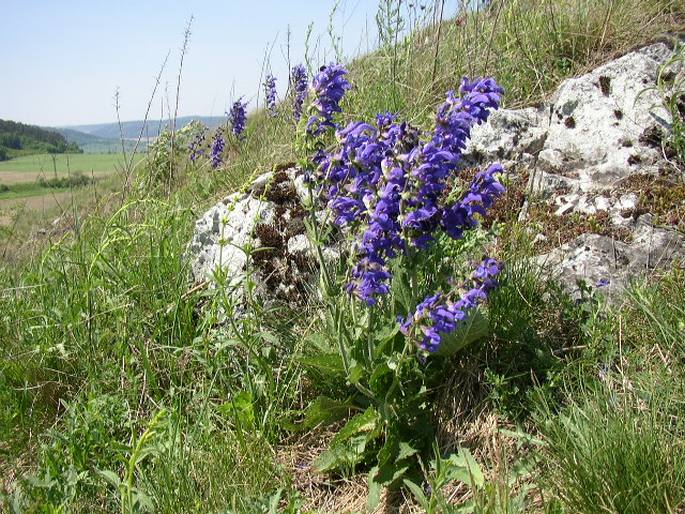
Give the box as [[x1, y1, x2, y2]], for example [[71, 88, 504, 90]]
[[0, 152, 136, 174], [0, 181, 54, 200], [0, 152, 136, 223], [0, 152, 143, 202]]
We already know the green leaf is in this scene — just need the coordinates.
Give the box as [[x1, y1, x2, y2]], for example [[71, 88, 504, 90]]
[[301, 332, 331, 352], [435, 309, 490, 357], [267, 488, 283, 514], [403, 479, 429, 510], [375, 320, 400, 344], [391, 264, 414, 312], [353, 310, 370, 340], [314, 408, 380, 473], [332, 407, 379, 443], [369, 362, 393, 395], [348, 360, 364, 384], [298, 352, 345, 377], [315, 434, 369, 473], [369, 461, 410, 510], [218, 390, 255, 428], [371, 431, 414, 492], [397, 441, 418, 462], [445, 449, 484, 489], [132, 488, 155, 511], [96, 469, 121, 488], [313, 447, 340, 473], [298, 396, 352, 430], [367, 466, 382, 511]]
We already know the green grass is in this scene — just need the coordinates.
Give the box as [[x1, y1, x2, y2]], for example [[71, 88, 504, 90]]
[[536, 273, 685, 513], [538, 385, 685, 514], [0, 181, 51, 200], [1, 0, 684, 512]]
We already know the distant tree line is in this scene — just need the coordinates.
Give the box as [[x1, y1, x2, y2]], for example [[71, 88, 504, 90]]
[[0, 119, 82, 160]]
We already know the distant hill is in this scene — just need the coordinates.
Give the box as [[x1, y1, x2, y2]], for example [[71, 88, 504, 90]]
[[54, 128, 109, 146], [66, 116, 226, 140], [49, 127, 145, 154], [0, 119, 82, 161]]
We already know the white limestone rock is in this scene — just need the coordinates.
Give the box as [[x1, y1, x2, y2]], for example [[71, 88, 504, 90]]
[[535, 43, 673, 194], [537, 219, 685, 299], [464, 106, 548, 164], [188, 195, 276, 287], [186, 167, 340, 306]]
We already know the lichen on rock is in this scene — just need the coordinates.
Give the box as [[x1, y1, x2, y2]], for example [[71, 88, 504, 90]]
[[186, 167, 339, 307], [463, 42, 685, 297]]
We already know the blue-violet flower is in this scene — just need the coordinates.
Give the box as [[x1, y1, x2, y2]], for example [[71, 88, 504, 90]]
[[264, 74, 277, 117], [306, 63, 351, 136], [337, 78, 505, 304], [399, 258, 502, 352], [188, 125, 207, 162], [210, 129, 225, 169], [291, 64, 308, 123], [229, 97, 248, 139]]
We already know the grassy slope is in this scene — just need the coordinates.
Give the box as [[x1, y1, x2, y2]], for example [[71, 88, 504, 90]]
[[1, 1, 684, 512]]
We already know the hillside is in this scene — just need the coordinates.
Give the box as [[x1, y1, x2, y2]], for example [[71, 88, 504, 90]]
[[0, 119, 82, 160], [1, 1, 685, 513]]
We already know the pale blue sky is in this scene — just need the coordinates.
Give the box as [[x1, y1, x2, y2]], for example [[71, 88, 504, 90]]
[[1, 1, 462, 126]]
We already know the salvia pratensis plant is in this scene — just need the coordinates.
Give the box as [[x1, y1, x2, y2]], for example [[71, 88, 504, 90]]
[[188, 124, 207, 162], [295, 63, 507, 507], [263, 73, 277, 117], [229, 97, 248, 139], [306, 64, 352, 136], [317, 76, 505, 308], [209, 128, 225, 168], [290, 64, 308, 123]]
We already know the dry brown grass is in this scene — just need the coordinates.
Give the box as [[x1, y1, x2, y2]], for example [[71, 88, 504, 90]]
[[276, 408, 537, 513], [276, 353, 539, 513]]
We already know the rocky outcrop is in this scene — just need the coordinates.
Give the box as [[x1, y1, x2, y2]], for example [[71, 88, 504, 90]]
[[537, 216, 685, 297], [466, 42, 685, 297], [186, 167, 339, 305], [188, 43, 684, 303]]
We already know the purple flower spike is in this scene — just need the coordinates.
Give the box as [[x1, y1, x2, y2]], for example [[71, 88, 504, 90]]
[[312, 76, 505, 307], [264, 74, 277, 117], [440, 163, 505, 239], [291, 64, 308, 123], [306, 63, 351, 136], [210, 129, 225, 169], [400, 258, 502, 353], [188, 125, 207, 162], [229, 97, 248, 139]]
